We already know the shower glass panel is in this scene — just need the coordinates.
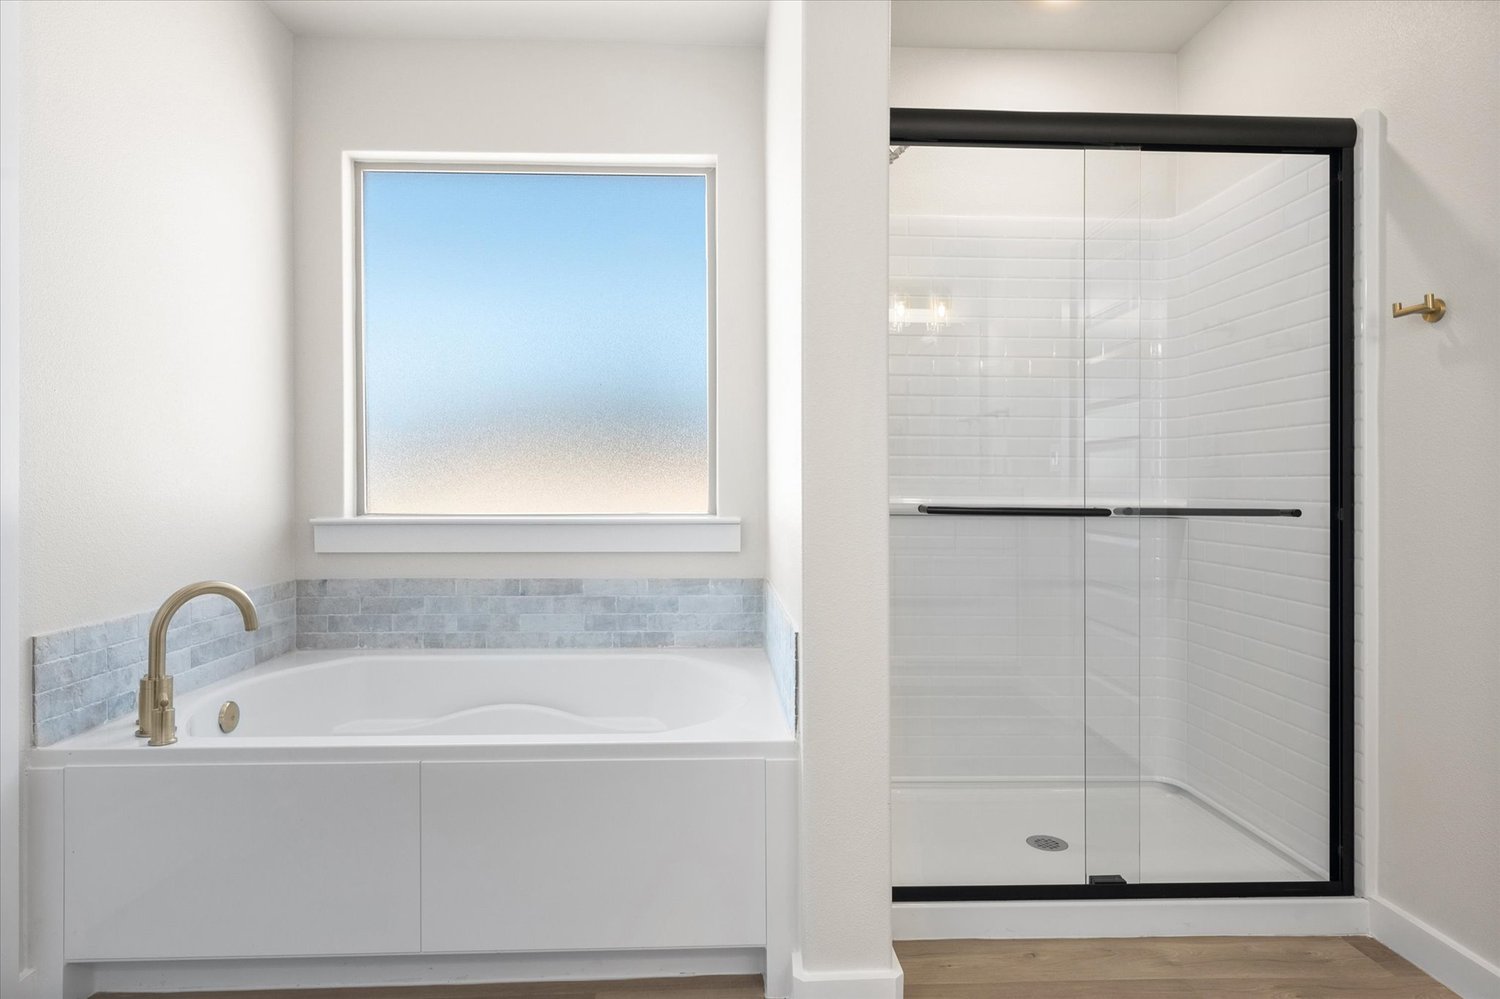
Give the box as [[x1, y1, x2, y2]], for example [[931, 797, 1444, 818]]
[[1082, 148, 1146, 886], [1133, 150, 1333, 885], [890, 145, 1088, 888], [890, 136, 1335, 893]]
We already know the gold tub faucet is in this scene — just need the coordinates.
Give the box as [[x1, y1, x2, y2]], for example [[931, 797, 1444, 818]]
[[137, 581, 259, 747]]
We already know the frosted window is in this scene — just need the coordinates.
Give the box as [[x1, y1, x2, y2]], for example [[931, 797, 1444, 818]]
[[359, 169, 711, 515]]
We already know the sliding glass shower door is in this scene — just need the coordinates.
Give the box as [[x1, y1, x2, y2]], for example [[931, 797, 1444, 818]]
[[889, 145, 1091, 888], [1129, 148, 1335, 887], [889, 120, 1345, 898], [1081, 147, 1146, 887]]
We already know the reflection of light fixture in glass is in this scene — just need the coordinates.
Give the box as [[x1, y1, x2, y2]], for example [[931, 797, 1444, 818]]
[[926, 294, 951, 332], [889, 293, 909, 332]]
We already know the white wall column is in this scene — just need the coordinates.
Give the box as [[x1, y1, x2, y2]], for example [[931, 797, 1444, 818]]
[[794, 1, 899, 995], [0, 0, 23, 992]]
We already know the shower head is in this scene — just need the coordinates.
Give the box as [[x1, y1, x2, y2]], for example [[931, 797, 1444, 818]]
[[889, 144, 909, 165]]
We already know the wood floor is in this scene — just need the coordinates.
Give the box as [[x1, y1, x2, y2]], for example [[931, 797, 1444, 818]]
[[92, 936, 1457, 999], [896, 936, 1457, 997]]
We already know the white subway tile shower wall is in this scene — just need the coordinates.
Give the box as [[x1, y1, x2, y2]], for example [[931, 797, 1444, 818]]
[[893, 516, 1075, 778], [889, 212, 1183, 785], [296, 578, 764, 651], [891, 153, 1331, 876], [891, 213, 1092, 781], [31, 582, 297, 746], [33, 578, 765, 746], [1169, 155, 1332, 873], [1083, 182, 1156, 803], [889, 215, 1085, 505]]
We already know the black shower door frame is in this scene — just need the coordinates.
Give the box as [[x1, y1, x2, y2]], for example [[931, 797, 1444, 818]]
[[889, 108, 1357, 903]]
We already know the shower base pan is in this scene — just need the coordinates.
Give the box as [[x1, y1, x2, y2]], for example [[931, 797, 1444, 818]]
[[892, 778, 1323, 889]]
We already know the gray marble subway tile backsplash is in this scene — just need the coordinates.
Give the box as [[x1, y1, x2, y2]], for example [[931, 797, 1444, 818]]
[[295, 578, 764, 651]]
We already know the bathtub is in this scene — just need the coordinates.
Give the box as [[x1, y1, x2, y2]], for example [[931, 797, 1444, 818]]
[[50, 648, 791, 752], [30, 648, 796, 993]]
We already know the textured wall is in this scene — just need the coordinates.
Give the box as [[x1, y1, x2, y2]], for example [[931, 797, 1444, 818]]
[[1179, 0, 1500, 966], [19, 0, 296, 637]]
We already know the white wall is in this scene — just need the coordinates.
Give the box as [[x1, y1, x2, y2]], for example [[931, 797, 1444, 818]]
[[18, 0, 296, 639], [0, 2, 20, 992], [891, 47, 1176, 114], [765, 0, 804, 625], [293, 37, 766, 581], [794, 0, 896, 988], [1178, 0, 1500, 969]]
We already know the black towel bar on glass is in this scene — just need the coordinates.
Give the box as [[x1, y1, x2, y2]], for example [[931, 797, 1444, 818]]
[[912, 505, 1303, 518], [915, 505, 1113, 517], [1112, 507, 1303, 518]]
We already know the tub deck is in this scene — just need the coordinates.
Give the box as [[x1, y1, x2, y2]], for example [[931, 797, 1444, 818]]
[[32, 647, 795, 764]]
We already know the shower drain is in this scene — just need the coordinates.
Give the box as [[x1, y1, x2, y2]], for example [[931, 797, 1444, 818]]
[[1026, 834, 1069, 852]]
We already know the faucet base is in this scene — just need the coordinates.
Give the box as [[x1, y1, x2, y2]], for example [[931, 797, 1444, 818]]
[[146, 704, 177, 747], [137, 675, 171, 738]]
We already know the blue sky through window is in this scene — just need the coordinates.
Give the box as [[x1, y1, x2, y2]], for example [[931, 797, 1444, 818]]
[[360, 169, 710, 514]]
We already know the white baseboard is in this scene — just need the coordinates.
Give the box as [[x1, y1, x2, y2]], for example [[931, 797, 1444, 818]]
[[791, 948, 904, 999], [894, 897, 1370, 940], [1369, 896, 1500, 999], [86, 948, 763, 995]]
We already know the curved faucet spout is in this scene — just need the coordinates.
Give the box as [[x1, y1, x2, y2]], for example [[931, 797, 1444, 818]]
[[147, 581, 259, 680], [138, 581, 259, 746]]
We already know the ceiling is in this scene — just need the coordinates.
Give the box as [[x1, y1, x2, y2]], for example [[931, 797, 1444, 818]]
[[891, 0, 1231, 53], [263, 0, 769, 45], [265, 0, 1231, 53]]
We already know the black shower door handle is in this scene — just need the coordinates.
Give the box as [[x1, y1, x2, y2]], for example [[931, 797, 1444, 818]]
[[916, 505, 1114, 517]]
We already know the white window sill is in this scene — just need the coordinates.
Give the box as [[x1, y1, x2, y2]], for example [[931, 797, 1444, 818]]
[[310, 516, 742, 554]]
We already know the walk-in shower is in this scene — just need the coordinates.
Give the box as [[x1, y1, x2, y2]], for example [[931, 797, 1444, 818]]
[[888, 110, 1355, 900]]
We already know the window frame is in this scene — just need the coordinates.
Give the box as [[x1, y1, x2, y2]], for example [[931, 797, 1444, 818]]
[[313, 153, 739, 554], [353, 158, 718, 519]]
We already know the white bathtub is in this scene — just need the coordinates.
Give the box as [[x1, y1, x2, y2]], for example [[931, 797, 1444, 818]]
[[196, 650, 764, 739], [31, 648, 795, 991]]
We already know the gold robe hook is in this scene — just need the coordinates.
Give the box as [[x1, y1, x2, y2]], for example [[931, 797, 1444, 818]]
[[1392, 293, 1446, 323]]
